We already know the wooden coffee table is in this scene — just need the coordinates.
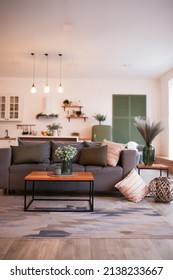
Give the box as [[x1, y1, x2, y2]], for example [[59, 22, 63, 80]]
[[24, 171, 94, 212]]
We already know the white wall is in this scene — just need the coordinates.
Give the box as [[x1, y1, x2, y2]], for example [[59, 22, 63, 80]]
[[160, 68, 173, 157], [0, 77, 160, 148]]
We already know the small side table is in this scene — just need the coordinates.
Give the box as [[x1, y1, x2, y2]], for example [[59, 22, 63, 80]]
[[137, 164, 169, 177]]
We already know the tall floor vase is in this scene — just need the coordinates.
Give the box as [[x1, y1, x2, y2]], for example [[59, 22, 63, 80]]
[[143, 144, 155, 166]]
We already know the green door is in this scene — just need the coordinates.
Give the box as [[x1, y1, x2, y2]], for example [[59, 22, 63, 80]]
[[112, 95, 146, 144]]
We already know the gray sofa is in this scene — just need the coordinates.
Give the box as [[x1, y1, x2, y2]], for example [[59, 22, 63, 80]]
[[0, 140, 137, 194]]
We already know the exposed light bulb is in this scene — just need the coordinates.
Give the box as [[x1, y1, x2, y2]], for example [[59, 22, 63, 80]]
[[44, 84, 50, 93], [44, 53, 50, 93], [57, 53, 63, 93], [31, 83, 37, 93], [31, 53, 37, 94], [58, 84, 63, 93]]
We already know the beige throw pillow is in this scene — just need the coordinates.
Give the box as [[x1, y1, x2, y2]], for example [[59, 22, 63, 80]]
[[115, 169, 149, 203], [101, 139, 125, 166]]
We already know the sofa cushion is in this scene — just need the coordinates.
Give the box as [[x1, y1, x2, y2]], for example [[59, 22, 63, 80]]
[[84, 141, 101, 148], [18, 140, 50, 163], [79, 145, 107, 166], [51, 140, 84, 163], [101, 139, 125, 166], [114, 168, 148, 203], [11, 145, 43, 165]]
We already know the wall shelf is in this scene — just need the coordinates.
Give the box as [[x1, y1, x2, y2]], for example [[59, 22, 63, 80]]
[[62, 105, 83, 111], [62, 102, 88, 122], [66, 116, 88, 122], [36, 113, 58, 119]]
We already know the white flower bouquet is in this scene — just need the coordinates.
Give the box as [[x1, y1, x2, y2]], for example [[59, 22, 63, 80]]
[[55, 145, 77, 161]]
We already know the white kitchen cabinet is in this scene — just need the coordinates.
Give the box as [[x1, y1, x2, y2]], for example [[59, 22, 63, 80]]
[[0, 95, 21, 121], [0, 138, 17, 148]]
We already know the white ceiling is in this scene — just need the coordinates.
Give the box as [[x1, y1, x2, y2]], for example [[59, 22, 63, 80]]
[[0, 0, 173, 79]]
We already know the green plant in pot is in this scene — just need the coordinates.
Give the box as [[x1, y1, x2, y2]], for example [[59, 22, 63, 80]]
[[47, 123, 62, 136], [76, 110, 82, 117], [93, 113, 107, 125], [63, 99, 70, 105], [134, 116, 164, 165]]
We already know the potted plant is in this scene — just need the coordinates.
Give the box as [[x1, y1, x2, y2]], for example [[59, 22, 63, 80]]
[[47, 123, 62, 136], [134, 116, 164, 165], [36, 112, 58, 119], [76, 110, 82, 117], [63, 99, 70, 106], [93, 113, 107, 125]]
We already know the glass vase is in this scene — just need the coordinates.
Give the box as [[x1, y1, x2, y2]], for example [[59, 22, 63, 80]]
[[62, 160, 72, 175], [143, 144, 155, 166]]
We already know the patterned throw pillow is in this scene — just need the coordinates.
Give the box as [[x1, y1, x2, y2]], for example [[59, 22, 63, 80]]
[[115, 169, 149, 203], [101, 139, 125, 166]]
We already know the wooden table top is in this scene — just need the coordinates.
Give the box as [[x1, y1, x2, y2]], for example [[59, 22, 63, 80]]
[[25, 171, 94, 181], [136, 163, 169, 170]]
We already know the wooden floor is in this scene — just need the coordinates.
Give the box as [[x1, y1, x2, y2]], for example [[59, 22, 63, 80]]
[[1, 237, 173, 260], [1, 170, 173, 260]]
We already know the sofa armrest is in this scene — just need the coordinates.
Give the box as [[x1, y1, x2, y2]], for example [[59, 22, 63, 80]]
[[0, 148, 11, 190], [119, 149, 137, 178]]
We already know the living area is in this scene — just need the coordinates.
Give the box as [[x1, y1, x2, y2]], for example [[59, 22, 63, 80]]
[[1, 0, 173, 261]]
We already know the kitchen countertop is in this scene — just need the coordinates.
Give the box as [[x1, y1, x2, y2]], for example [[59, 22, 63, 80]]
[[0, 136, 91, 141], [0, 137, 16, 140], [18, 135, 79, 142], [18, 135, 91, 142]]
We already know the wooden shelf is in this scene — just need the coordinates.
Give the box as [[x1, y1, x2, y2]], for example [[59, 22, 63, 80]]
[[66, 116, 88, 122], [36, 113, 58, 119], [62, 105, 83, 111]]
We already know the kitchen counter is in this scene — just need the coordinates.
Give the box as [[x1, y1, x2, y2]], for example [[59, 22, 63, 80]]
[[18, 135, 79, 142], [0, 137, 16, 140], [0, 138, 17, 148]]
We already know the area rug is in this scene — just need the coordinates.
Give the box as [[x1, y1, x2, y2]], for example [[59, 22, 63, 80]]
[[0, 195, 173, 239]]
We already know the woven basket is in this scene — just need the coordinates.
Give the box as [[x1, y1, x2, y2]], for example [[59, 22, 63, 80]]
[[149, 177, 173, 203]]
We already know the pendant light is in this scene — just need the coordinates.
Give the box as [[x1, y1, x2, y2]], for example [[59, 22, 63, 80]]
[[44, 53, 50, 93], [57, 53, 63, 93], [31, 53, 37, 93]]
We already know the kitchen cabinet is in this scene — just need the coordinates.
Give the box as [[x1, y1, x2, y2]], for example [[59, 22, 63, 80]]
[[0, 95, 21, 121], [0, 138, 17, 148]]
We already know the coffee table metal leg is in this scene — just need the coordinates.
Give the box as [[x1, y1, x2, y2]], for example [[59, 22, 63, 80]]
[[32, 181, 35, 200], [24, 180, 27, 211], [24, 180, 34, 211], [91, 181, 94, 211]]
